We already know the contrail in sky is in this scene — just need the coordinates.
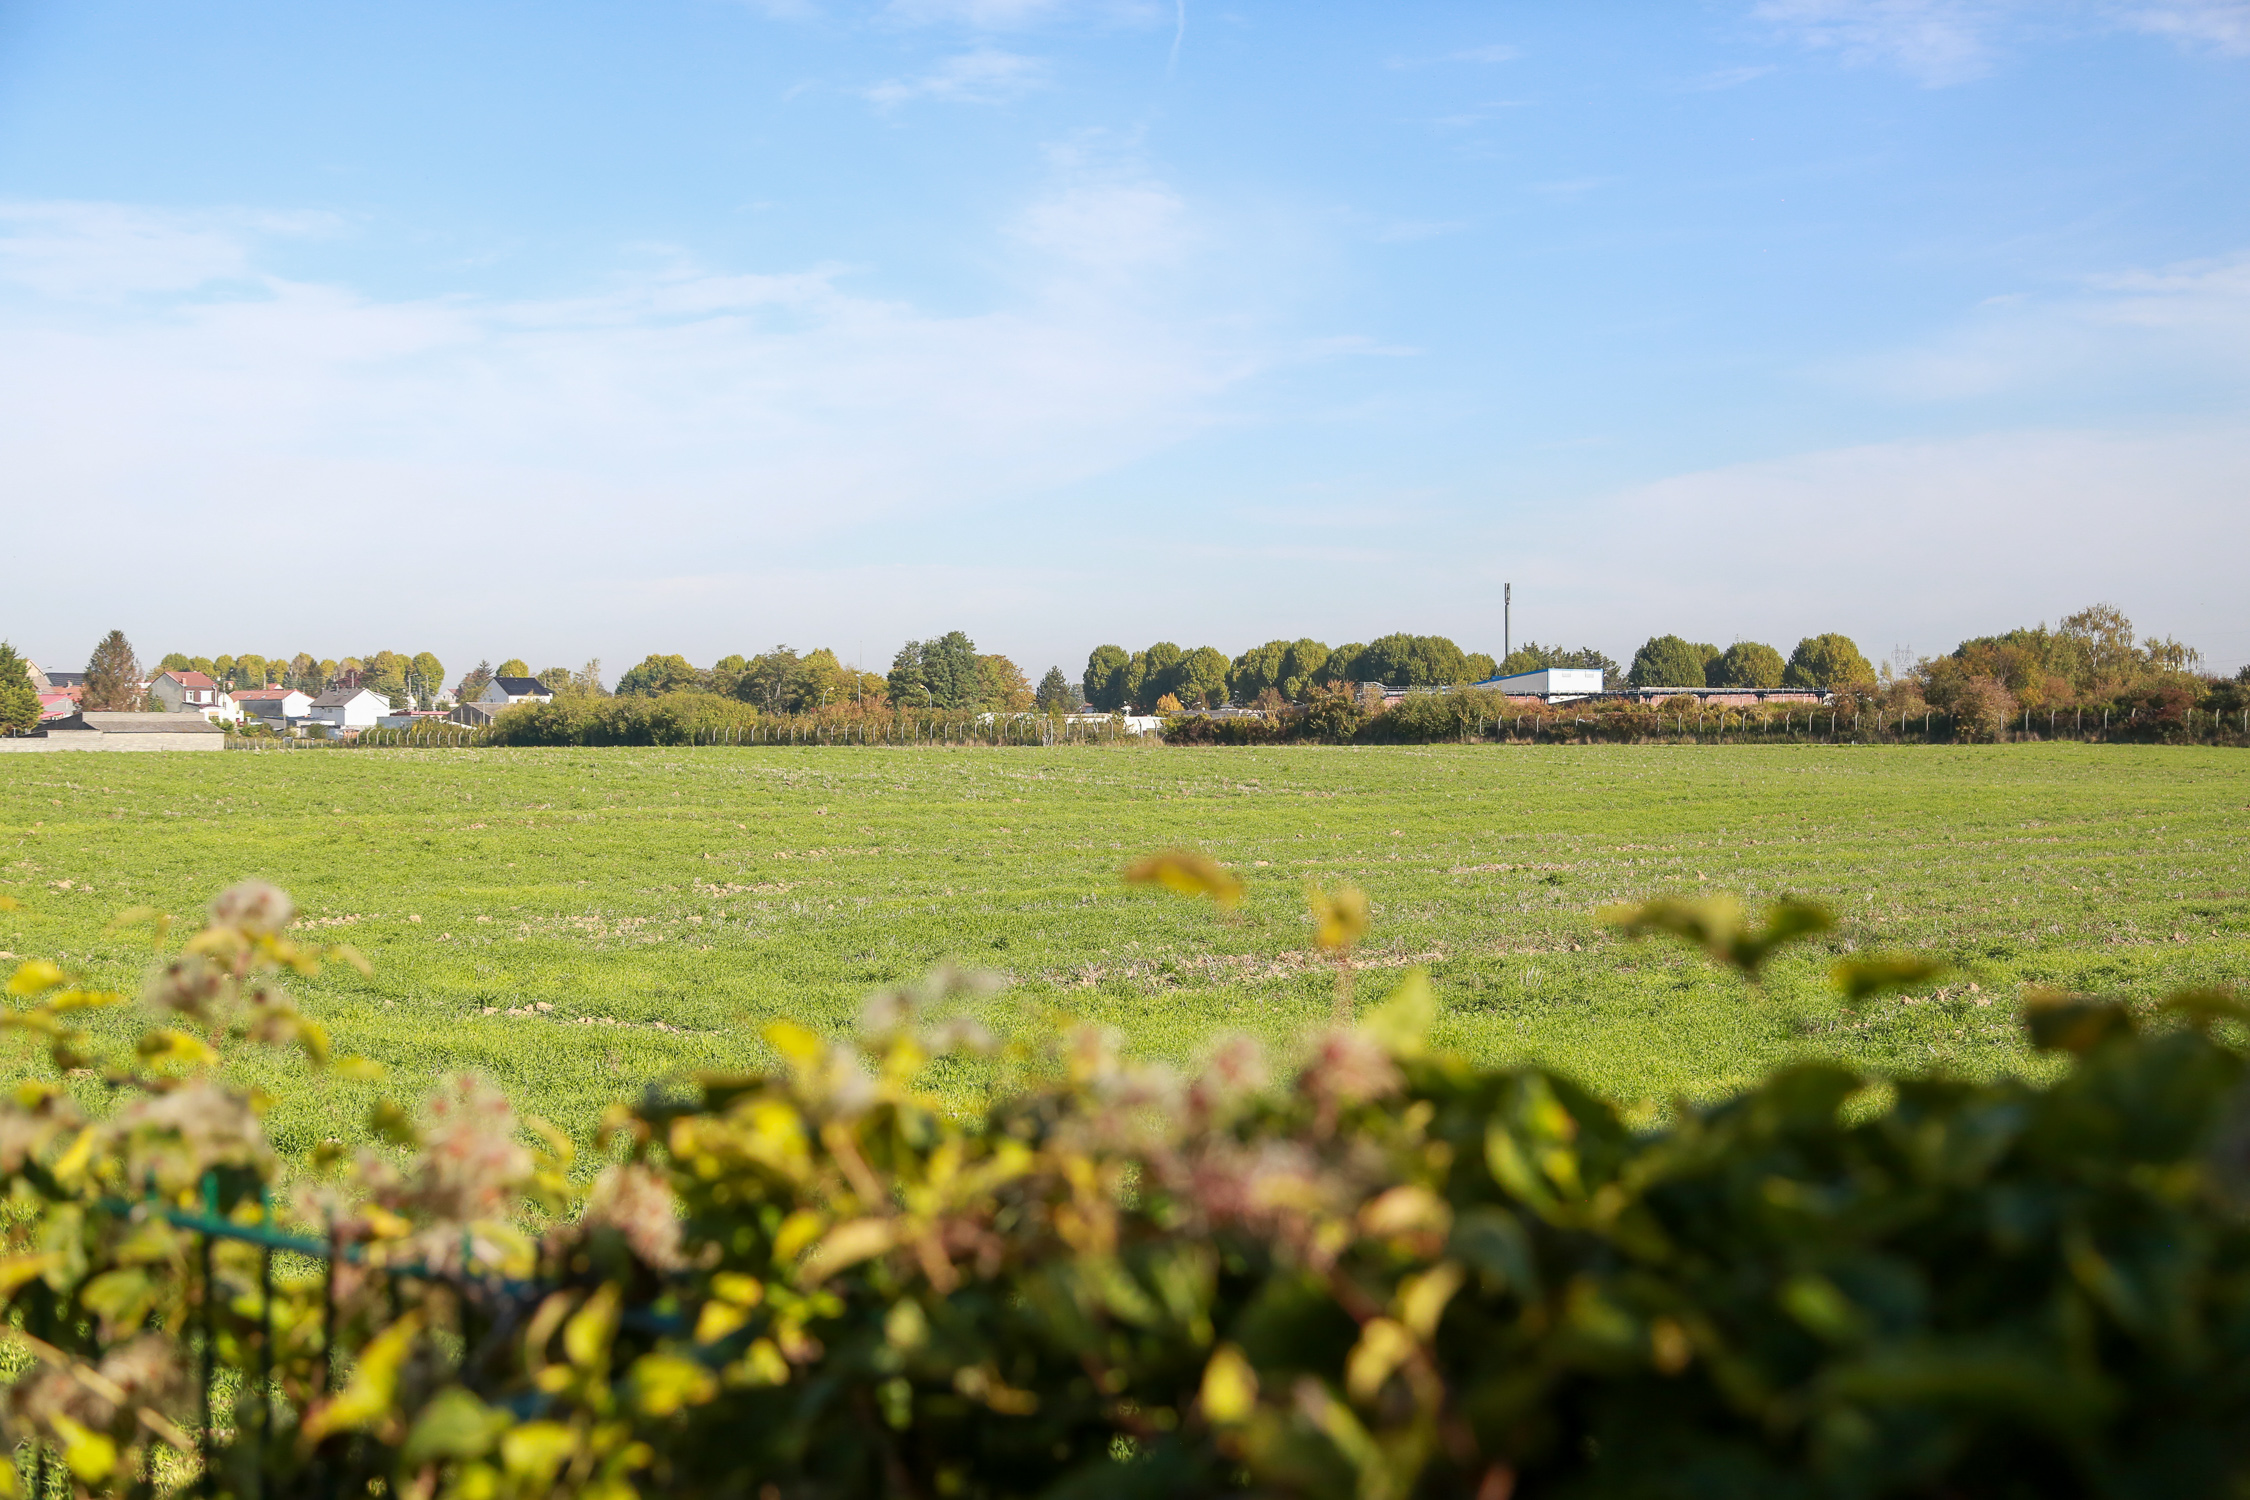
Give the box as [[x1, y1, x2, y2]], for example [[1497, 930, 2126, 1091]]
[[1169, 0, 1186, 73]]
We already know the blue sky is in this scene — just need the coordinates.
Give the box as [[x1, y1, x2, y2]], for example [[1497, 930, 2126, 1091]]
[[3, 0, 2247, 681]]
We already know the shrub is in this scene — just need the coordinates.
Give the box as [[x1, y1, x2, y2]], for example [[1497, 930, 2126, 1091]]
[[489, 691, 762, 746], [1951, 675, 2019, 742], [7, 880, 2250, 1499]]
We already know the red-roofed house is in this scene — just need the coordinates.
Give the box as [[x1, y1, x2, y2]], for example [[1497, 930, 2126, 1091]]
[[150, 670, 236, 721]]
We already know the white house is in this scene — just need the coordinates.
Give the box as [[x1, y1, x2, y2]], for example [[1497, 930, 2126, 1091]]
[[150, 670, 237, 720], [1472, 667, 1607, 703], [304, 685, 390, 733], [480, 675, 554, 706], [231, 687, 314, 726]]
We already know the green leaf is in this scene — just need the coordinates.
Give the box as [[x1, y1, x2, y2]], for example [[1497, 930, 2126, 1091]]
[[1833, 955, 1949, 1003], [1361, 969, 1435, 1058], [399, 1387, 511, 1467]]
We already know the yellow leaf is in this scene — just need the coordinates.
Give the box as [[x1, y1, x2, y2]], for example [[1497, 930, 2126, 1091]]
[[710, 1271, 764, 1308], [628, 1352, 717, 1418], [799, 1218, 895, 1283], [498, 1422, 579, 1487], [1122, 849, 1244, 909], [331, 1055, 387, 1082], [49, 989, 123, 1013], [1395, 1263, 1465, 1340], [1361, 968, 1435, 1057], [304, 1312, 423, 1441], [5, 960, 66, 998], [1357, 1185, 1452, 1241], [0, 1252, 58, 1300], [694, 1301, 751, 1345], [1198, 1344, 1258, 1424], [771, 1209, 825, 1264], [50, 1126, 96, 1187], [295, 1019, 332, 1067], [367, 1097, 420, 1148], [1344, 1317, 1416, 1403], [135, 1028, 219, 1071], [564, 1283, 621, 1370], [330, 943, 372, 976], [361, 1205, 413, 1241], [731, 1337, 791, 1387], [48, 1415, 116, 1484], [1308, 885, 1368, 951], [763, 1021, 824, 1067]]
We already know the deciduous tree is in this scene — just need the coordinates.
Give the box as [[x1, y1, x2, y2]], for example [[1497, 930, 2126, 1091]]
[[456, 661, 494, 701], [497, 659, 530, 679], [1629, 635, 1719, 690], [977, 654, 1034, 712], [1709, 641, 1786, 689], [1082, 646, 1131, 711], [1784, 633, 1876, 691], [1174, 646, 1231, 708], [615, 654, 702, 697]]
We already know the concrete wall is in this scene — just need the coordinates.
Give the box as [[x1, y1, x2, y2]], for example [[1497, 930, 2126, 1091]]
[[0, 733, 225, 753]]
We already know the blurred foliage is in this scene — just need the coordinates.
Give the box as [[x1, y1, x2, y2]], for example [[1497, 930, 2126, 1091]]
[[4, 872, 2250, 1499]]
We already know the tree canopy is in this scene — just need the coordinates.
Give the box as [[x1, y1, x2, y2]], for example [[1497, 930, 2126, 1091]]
[[1784, 634, 1876, 690], [1226, 638, 1331, 705], [890, 632, 983, 709], [1082, 646, 1131, 711], [615, 654, 702, 698], [496, 658, 531, 678], [1628, 636, 1720, 690], [1708, 641, 1786, 689], [1034, 667, 1072, 713]]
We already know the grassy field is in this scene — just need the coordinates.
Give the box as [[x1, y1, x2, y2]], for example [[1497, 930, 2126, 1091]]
[[2, 742, 2244, 1155]]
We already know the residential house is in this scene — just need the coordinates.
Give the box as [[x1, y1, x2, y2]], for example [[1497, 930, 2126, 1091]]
[[479, 676, 554, 706], [29, 665, 84, 716], [231, 687, 313, 727], [304, 685, 390, 734], [150, 670, 237, 720]]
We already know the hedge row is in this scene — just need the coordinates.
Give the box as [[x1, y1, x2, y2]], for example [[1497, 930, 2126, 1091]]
[[2, 880, 2248, 1498]]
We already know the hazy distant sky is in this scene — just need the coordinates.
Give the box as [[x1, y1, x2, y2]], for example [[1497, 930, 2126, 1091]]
[[3, 1, 2247, 680]]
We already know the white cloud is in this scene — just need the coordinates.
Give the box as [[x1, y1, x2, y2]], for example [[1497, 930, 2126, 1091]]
[[1834, 250, 2250, 399], [0, 194, 1274, 669], [2118, 0, 2250, 51], [881, 0, 1165, 28], [1751, 0, 2011, 85], [1509, 424, 2250, 672], [864, 47, 1048, 105], [1008, 180, 1192, 273]]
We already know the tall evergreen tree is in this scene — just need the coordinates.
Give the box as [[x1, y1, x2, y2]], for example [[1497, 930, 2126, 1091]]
[[83, 630, 142, 710], [0, 642, 40, 735], [1035, 666, 1072, 713]]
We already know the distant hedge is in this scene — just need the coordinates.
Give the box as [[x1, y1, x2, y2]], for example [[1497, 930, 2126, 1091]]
[[487, 690, 764, 745], [6, 878, 2250, 1497]]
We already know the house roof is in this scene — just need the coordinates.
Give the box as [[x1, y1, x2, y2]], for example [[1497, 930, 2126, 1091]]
[[38, 670, 85, 688], [309, 686, 384, 707], [232, 687, 302, 701], [59, 712, 225, 735], [160, 670, 219, 688], [491, 676, 551, 696]]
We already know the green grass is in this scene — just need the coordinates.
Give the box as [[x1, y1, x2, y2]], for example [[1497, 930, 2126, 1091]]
[[3, 743, 2245, 1153]]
